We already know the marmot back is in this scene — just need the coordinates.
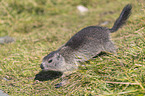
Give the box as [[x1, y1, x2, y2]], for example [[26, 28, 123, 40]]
[[59, 26, 110, 63]]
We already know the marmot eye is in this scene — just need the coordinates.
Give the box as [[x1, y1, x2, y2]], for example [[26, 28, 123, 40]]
[[48, 60, 52, 63]]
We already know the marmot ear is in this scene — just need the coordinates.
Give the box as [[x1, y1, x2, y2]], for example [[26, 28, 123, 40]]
[[54, 53, 61, 60], [57, 55, 60, 60]]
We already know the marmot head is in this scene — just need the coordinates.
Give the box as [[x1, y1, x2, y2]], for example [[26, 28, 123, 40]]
[[40, 51, 66, 72]]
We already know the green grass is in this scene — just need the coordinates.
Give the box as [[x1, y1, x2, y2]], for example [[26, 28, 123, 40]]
[[0, 0, 145, 95]]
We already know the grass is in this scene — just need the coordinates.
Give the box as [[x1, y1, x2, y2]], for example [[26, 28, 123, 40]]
[[0, 0, 144, 95]]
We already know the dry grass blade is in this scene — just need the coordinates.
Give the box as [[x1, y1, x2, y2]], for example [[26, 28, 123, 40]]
[[105, 81, 140, 85]]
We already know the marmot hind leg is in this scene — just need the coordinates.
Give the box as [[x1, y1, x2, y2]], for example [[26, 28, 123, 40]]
[[104, 41, 117, 54]]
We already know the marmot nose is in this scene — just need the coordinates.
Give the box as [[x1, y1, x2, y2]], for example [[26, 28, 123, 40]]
[[40, 64, 44, 69]]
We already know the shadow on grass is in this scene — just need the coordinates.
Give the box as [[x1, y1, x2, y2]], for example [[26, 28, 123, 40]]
[[34, 71, 63, 81], [93, 51, 108, 58]]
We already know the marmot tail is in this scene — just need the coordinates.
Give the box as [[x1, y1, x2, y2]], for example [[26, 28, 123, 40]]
[[109, 4, 132, 33]]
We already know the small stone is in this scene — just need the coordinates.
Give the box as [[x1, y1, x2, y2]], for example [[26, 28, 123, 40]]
[[77, 5, 89, 15], [0, 36, 15, 44], [0, 90, 9, 96], [100, 21, 109, 26]]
